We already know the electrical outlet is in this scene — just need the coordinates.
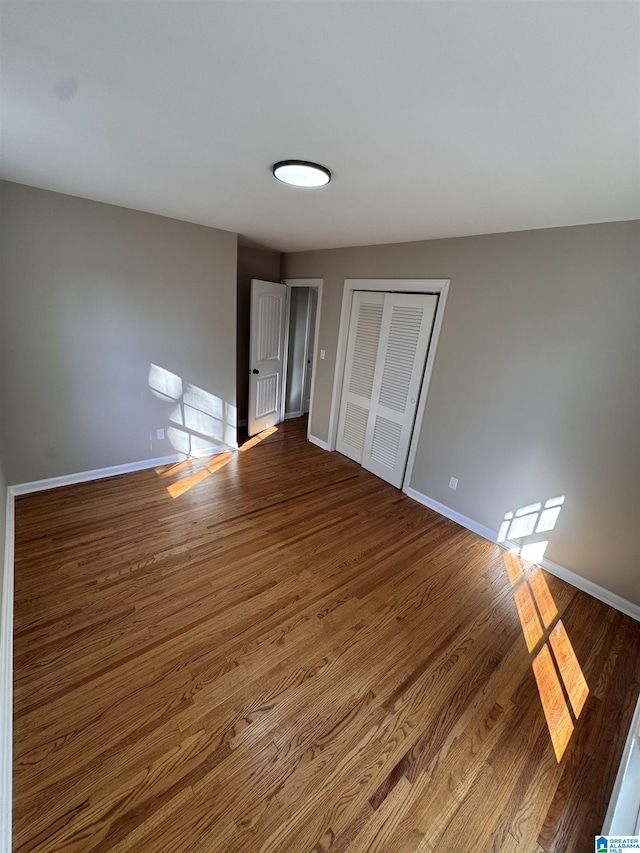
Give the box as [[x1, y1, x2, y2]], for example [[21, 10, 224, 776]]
[[449, 476, 458, 490], [320, 349, 325, 360], [157, 428, 165, 441]]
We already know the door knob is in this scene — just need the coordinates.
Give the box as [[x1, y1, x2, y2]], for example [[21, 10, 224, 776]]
[[252, 369, 260, 374]]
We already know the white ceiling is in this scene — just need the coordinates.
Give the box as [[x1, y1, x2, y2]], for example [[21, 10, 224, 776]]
[[1, 1, 638, 252]]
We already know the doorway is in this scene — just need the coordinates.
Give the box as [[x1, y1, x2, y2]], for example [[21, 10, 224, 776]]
[[282, 279, 322, 438], [284, 286, 318, 420], [247, 278, 322, 439]]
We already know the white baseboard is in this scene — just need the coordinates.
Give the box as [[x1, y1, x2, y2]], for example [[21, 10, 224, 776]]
[[539, 556, 640, 624], [404, 487, 640, 623], [9, 446, 236, 497], [308, 434, 330, 451], [1, 489, 14, 853], [405, 489, 496, 544]]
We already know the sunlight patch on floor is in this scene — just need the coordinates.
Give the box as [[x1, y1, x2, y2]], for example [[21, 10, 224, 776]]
[[163, 431, 277, 498], [500, 495, 588, 763]]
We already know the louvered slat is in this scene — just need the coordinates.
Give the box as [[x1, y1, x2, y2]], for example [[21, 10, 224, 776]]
[[342, 402, 369, 450], [370, 416, 403, 468], [378, 306, 424, 413], [348, 303, 384, 398]]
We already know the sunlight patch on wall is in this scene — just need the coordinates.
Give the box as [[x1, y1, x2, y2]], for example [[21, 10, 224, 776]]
[[519, 540, 549, 564], [149, 364, 183, 400], [148, 363, 238, 459], [498, 495, 565, 564], [148, 363, 242, 497]]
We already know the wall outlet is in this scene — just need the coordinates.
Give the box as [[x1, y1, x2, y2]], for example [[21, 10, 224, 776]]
[[157, 428, 165, 440], [320, 349, 325, 360], [449, 476, 458, 490]]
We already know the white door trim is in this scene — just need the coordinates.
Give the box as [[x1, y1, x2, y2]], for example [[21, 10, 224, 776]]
[[301, 288, 315, 415], [282, 279, 323, 442], [328, 278, 450, 492]]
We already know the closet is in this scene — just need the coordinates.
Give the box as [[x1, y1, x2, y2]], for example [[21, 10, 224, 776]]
[[336, 290, 437, 488]]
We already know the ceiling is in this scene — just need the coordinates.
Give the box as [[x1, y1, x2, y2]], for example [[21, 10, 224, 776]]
[[1, 1, 638, 252]]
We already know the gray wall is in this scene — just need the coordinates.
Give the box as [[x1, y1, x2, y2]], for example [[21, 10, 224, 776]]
[[0, 181, 238, 484], [236, 245, 281, 426], [283, 221, 640, 605]]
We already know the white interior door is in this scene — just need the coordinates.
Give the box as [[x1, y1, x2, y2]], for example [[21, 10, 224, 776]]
[[248, 279, 287, 436], [362, 293, 437, 487], [336, 291, 385, 463]]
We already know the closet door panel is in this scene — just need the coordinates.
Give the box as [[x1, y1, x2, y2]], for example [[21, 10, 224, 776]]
[[362, 293, 437, 487], [336, 292, 384, 463]]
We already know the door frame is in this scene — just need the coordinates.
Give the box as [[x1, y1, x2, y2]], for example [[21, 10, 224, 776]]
[[281, 278, 323, 441], [328, 278, 449, 492]]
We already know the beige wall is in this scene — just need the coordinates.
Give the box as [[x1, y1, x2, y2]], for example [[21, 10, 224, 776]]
[[236, 245, 282, 425], [0, 181, 238, 484], [283, 222, 640, 605]]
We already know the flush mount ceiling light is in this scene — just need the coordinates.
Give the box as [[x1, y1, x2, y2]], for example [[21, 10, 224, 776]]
[[272, 160, 331, 188]]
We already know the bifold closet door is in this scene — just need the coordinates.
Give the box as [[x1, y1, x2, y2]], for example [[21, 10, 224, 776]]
[[362, 292, 437, 487], [336, 291, 385, 464], [336, 291, 437, 488]]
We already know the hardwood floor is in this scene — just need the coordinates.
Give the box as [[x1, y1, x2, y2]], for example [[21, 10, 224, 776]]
[[13, 417, 640, 852]]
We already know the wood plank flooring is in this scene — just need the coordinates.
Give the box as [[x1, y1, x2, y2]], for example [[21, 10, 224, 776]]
[[13, 417, 640, 852]]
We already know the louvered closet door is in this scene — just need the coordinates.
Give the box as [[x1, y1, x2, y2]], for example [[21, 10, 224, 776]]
[[336, 291, 385, 463], [362, 293, 437, 488]]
